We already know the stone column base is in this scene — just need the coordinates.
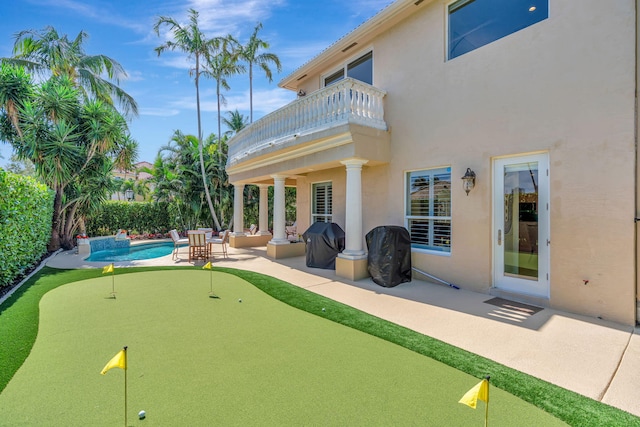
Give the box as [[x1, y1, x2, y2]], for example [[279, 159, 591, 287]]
[[336, 256, 369, 281], [230, 234, 272, 248], [77, 241, 91, 256], [267, 242, 306, 259]]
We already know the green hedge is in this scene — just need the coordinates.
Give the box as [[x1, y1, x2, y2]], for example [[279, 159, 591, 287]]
[[85, 200, 180, 236], [0, 169, 54, 289]]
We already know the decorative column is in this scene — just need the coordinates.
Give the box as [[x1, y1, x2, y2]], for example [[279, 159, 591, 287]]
[[339, 159, 368, 258], [232, 183, 245, 236], [269, 175, 289, 245], [258, 184, 271, 235]]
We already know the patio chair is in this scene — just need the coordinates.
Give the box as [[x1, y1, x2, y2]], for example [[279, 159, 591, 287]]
[[285, 221, 297, 241], [249, 224, 258, 235], [197, 227, 214, 239], [208, 229, 230, 258], [169, 229, 188, 260], [188, 230, 209, 263]]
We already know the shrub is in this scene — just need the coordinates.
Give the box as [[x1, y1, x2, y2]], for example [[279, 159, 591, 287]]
[[0, 169, 54, 289], [85, 201, 180, 236]]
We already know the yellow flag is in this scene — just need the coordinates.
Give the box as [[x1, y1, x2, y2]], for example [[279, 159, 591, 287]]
[[103, 263, 114, 274], [459, 379, 489, 409], [101, 349, 126, 375], [203, 261, 212, 270]]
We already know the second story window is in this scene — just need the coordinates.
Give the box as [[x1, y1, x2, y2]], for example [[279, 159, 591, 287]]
[[323, 51, 373, 86], [448, 0, 548, 60]]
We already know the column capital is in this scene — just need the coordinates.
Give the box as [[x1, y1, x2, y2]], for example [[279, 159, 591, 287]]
[[271, 174, 288, 181], [340, 158, 369, 168]]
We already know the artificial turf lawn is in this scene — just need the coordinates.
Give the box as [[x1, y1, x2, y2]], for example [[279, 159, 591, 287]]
[[0, 267, 638, 426], [0, 269, 562, 426]]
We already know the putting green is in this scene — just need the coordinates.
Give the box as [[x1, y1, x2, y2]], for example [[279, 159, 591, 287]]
[[0, 270, 565, 426]]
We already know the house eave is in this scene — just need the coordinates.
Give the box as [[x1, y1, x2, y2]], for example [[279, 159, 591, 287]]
[[279, 0, 432, 91]]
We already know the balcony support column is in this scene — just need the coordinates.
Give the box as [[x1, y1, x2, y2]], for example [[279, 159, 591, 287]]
[[232, 183, 245, 236], [339, 159, 368, 257], [269, 175, 289, 245], [258, 184, 271, 235], [336, 159, 369, 281]]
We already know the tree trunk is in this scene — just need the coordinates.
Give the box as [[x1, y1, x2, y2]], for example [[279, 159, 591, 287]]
[[249, 62, 253, 123], [196, 55, 222, 231], [48, 186, 64, 251], [61, 202, 79, 250]]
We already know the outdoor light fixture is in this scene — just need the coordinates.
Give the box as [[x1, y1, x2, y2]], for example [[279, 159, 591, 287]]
[[125, 189, 134, 201], [297, 89, 306, 97], [461, 168, 476, 195]]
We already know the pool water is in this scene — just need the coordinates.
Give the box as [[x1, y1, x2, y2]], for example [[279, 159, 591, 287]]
[[85, 241, 180, 262]]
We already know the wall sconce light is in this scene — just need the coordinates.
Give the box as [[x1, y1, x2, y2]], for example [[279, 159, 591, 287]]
[[125, 189, 134, 202], [461, 168, 476, 196], [297, 89, 306, 97]]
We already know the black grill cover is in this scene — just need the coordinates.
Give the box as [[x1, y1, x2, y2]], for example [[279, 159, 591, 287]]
[[302, 222, 345, 269], [366, 226, 412, 287]]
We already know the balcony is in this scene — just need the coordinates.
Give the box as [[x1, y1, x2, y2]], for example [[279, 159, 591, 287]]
[[227, 78, 387, 172]]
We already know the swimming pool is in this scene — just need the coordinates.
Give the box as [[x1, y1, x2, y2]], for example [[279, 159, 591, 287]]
[[85, 241, 181, 262]]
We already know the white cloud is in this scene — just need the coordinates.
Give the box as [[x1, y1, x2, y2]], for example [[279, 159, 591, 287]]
[[224, 88, 295, 115], [155, 54, 194, 71], [140, 107, 181, 117], [166, 86, 294, 118], [277, 42, 334, 70], [25, 0, 149, 32], [125, 70, 145, 82], [186, 0, 286, 34]]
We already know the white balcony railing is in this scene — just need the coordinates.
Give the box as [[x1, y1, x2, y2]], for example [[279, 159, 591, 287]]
[[227, 78, 387, 165]]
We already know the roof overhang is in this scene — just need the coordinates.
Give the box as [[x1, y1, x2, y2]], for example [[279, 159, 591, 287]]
[[279, 0, 432, 91]]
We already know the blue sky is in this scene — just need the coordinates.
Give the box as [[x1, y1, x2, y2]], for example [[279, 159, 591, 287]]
[[0, 0, 391, 166]]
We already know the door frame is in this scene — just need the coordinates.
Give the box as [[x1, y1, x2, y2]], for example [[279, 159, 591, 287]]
[[492, 152, 550, 298]]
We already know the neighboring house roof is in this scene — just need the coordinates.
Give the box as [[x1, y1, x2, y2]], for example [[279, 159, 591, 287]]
[[279, 0, 423, 91]]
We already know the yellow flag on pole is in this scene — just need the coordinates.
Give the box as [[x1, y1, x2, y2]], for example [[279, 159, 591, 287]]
[[203, 261, 212, 270], [459, 378, 489, 409], [100, 348, 127, 375], [103, 263, 114, 274]]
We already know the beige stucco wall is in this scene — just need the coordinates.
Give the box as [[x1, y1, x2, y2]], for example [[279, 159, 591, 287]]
[[229, 0, 639, 324], [366, 0, 637, 324], [637, 0, 640, 313], [287, 0, 638, 324], [295, 164, 394, 249]]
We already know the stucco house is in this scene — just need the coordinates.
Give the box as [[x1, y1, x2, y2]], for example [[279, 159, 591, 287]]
[[111, 161, 153, 201], [225, 0, 639, 325]]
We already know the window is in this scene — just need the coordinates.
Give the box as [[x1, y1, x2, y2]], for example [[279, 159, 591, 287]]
[[448, 0, 548, 60], [324, 69, 344, 86], [323, 51, 373, 86], [406, 168, 451, 253], [312, 182, 332, 223]]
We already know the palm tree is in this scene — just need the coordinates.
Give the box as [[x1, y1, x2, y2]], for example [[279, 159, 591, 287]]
[[112, 135, 139, 182], [203, 36, 244, 155], [0, 63, 32, 137], [154, 9, 222, 230], [134, 179, 151, 201], [222, 109, 248, 136], [2, 69, 132, 249], [4, 26, 138, 117], [239, 23, 282, 123]]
